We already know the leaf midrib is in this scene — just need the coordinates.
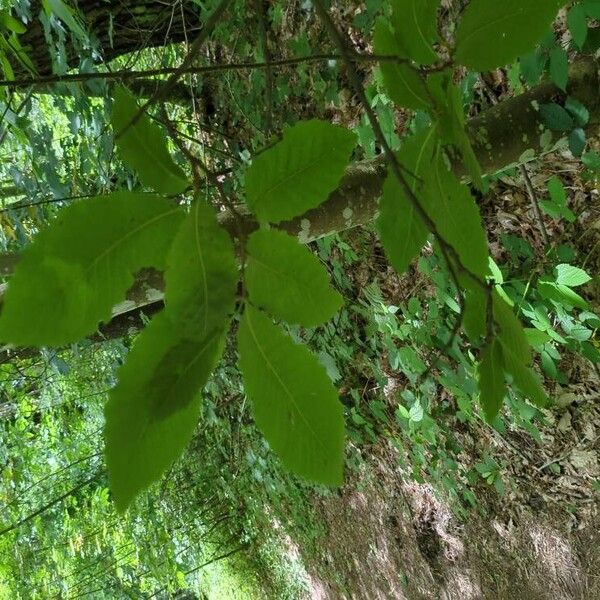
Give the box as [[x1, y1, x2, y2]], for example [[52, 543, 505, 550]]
[[85, 207, 180, 277], [244, 309, 325, 453]]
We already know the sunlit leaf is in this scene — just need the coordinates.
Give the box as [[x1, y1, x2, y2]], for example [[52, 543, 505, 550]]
[[112, 86, 189, 195], [245, 120, 356, 223], [237, 306, 344, 486], [0, 193, 184, 347], [245, 229, 343, 327]]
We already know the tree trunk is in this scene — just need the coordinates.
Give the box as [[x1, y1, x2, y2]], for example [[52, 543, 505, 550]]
[[15, 0, 199, 77]]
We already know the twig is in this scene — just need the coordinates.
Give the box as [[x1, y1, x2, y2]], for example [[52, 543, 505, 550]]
[[255, 0, 274, 136], [121, 0, 235, 136], [313, 1, 490, 299], [520, 163, 550, 246], [0, 53, 421, 90]]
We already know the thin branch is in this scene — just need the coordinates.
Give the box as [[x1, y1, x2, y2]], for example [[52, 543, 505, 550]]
[[0, 470, 103, 538], [520, 163, 550, 246], [0, 53, 414, 90], [255, 0, 274, 136], [313, 1, 488, 297]]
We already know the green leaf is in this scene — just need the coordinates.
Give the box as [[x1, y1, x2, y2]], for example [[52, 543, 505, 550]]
[[463, 284, 488, 342], [373, 18, 431, 111], [376, 128, 436, 275], [582, 150, 600, 171], [112, 86, 188, 195], [549, 46, 569, 91], [389, 0, 440, 65], [164, 201, 238, 338], [565, 97, 589, 127], [0, 12, 26, 34], [554, 264, 592, 287], [568, 128, 586, 158], [237, 306, 344, 486], [584, 0, 600, 19], [245, 120, 355, 224], [500, 339, 548, 407], [43, 0, 87, 40], [568, 4, 588, 49], [104, 313, 217, 512], [454, 0, 563, 71], [245, 229, 342, 327], [524, 328, 552, 347], [0, 193, 184, 347], [538, 281, 588, 309], [539, 103, 574, 132], [105, 202, 238, 510], [424, 149, 489, 278], [520, 50, 547, 86], [494, 293, 548, 407], [427, 73, 484, 189], [548, 176, 567, 205], [479, 339, 506, 422], [494, 293, 531, 365]]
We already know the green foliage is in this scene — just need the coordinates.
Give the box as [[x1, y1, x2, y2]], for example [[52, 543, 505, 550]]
[[454, 0, 564, 71], [387, 0, 440, 65], [42, 0, 87, 41], [105, 201, 238, 509], [238, 306, 344, 486], [104, 313, 208, 512], [376, 128, 434, 274], [423, 149, 488, 278], [479, 340, 506, 422], [2, 0, 597, 556], [0, 193, 184, 346], [112, 86, 189, 195], [549, 46, 569, 91], [245, 228, 343, 327], [245, 120, 356, 223], [373, 18, 430, 110], [568, 4, 588, 49]]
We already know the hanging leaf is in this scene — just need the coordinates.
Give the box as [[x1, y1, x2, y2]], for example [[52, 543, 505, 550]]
[[164, 201, 239, 338], [0, 193, 184, 347], [104, 313, 217, 512], [501, 344, 548, 407], [424, 149, 489, 278], [455, 0, 564, 71], [520, 50, 548, 86], [376, 128, 437, 275], [112, 86, 189, 195], [105, 202, 238, 511], [494, 293, 548, 406], [568, 4, 588, 49], [549, 46, 569, 91], [237, 306, 345, 486], [427, 72, 484, 189], [245, 120, 356, 223], [245, 229, 343, 327], [373, 18, 431, 111], [479, 339, 506, 421], [43, 0, 87, 41], [389, 0, 440, 65]]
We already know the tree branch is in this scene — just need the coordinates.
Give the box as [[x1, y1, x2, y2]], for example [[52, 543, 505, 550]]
[[1, 57, 598, 357]]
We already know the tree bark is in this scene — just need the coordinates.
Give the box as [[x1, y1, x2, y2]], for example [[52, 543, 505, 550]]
[[15, 0, 200, 78]]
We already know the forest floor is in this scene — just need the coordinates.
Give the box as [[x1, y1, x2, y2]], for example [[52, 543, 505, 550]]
[[301, 427, 599, 600]]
